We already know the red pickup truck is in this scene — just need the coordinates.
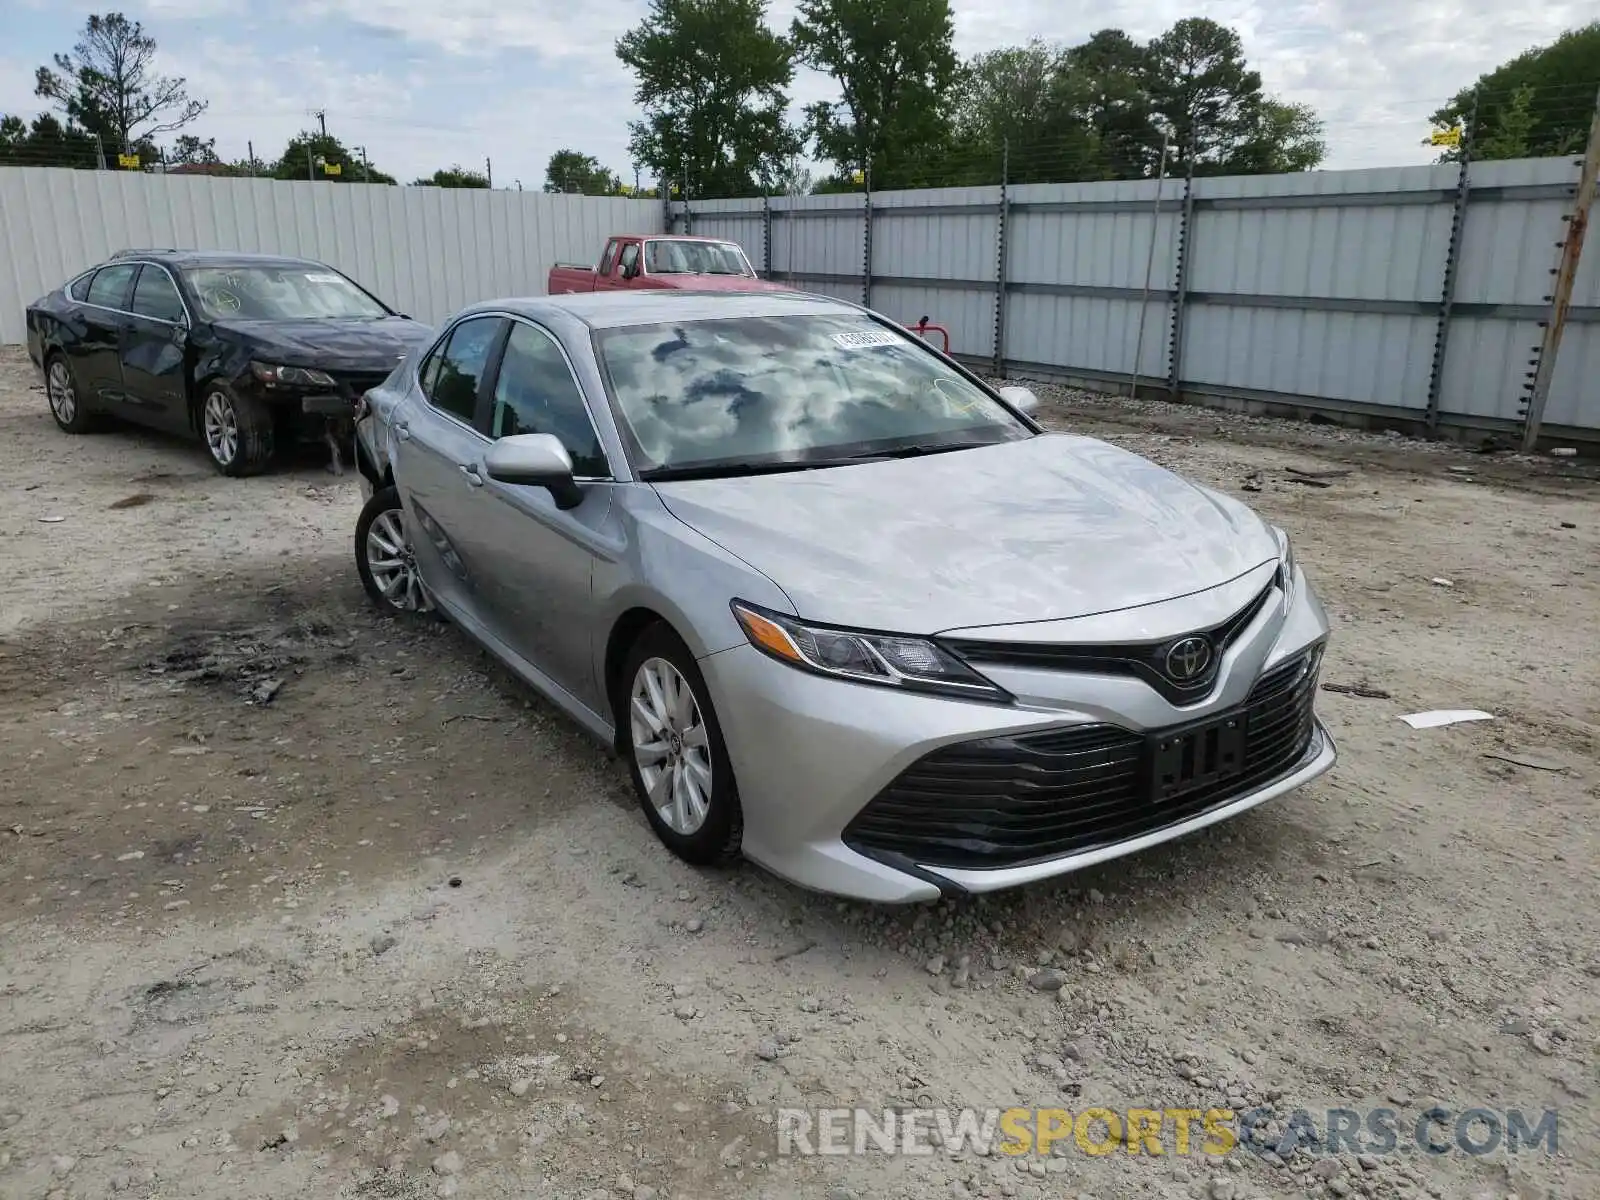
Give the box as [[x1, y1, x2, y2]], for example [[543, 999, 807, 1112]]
[[548, 234, 790, 294]]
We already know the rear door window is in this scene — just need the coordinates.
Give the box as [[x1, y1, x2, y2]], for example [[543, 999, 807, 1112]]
[[86, 264, 137, 310], [425, 316, 505, 424]]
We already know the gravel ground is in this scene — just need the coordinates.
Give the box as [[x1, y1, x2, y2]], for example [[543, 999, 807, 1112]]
[[1, 343, 1596, 1200]]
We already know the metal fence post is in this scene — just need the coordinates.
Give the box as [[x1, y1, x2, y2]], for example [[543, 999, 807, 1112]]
[[1167, 149, 1197, 401], [862, 161, 873, 309], [1425, 89, 1478, 434], [1522, 85, 1600, 451], [762, 191, 772, 279], [993, 137, 1009, 378]]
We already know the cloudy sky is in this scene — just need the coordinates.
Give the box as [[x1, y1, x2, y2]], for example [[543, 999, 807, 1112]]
[[0, 0, 1591, 188]]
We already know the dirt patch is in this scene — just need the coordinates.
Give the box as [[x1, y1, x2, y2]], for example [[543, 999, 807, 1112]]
[[0, 346, 1596, 1200]]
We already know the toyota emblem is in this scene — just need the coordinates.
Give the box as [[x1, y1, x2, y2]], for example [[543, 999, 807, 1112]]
[[1165, 636, 1213, 683]]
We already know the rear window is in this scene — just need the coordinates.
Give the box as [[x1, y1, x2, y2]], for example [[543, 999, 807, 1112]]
[[67, 274, 94, 302], [86, 264, 137, 309]]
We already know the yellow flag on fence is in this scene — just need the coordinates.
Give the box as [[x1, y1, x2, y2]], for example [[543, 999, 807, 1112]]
[[1429, 127, 1462, 147], [323, 162, 343, 176], [117, 153, 141, 168]]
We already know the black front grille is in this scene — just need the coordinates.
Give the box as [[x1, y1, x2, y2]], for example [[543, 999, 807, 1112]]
[[843, 650, 1322, 872], [943, 579, 1278, 705]]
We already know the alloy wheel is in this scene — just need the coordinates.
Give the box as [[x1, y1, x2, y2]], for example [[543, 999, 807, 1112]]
[[203, 391, 239, 467], [47, 361, 77, 425], [364, 508, 432, 613], [630, 656, 714, 835]]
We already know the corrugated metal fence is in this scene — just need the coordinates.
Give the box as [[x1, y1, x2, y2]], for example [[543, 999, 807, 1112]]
[[674, 157, 1599, 446], [0, 167, 662, 345]]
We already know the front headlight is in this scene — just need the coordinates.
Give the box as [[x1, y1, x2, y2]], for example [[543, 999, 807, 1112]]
[[250, 361, 336, 388], [730, 600, 1011, 703], [1273, 525, 1297, 597]]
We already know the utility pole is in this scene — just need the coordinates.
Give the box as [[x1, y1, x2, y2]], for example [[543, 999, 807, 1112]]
[[485, 157, 492, 188], [307, 145, 314, 182], [1129, 129, 1172, 401], [355, 145, 370, 182], [312, 109, 327, 138], [246, 140, 254, 176], [1522, 85, 1600, 451]]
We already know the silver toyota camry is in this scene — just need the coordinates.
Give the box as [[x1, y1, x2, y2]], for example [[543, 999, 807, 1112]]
[[351, 290, 1335, 903]]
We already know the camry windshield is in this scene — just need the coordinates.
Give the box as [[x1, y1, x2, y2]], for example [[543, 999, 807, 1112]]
[[183, 266, 389, 321], [596, 314, 1030, 476], [644, 240, 752, 276]]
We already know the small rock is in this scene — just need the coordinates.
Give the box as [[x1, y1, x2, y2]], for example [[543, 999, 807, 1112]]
[[686, 918, 704, 933], [1311, 1159, 1343, 1180], [1027, 969, 1067, 992], [117, 851, 145, 862], [1209, 1177, 1236, 1200], [1241, 1049, 1258, 1065], [1357, 1154, 1380, 1172], [1328, 1180, 1351, 1198], [827, 1187, 856, 1200], [672, 983, 695, 998], [432, 1150, 463, 1176], [509, 1078, 532, 1097], [51, 1156, 76, 1177], [674, 1004, 696, 1020], [755, 1038, 785, 1061], [1086, 888, 1105, 905], [379, 1094, 400, 1118], [633, 1188, 659, 1200], [799, 997, 821, 1013], [925, 956, 946, 975], [1430, 577, 1454, 588], [1529, 1032, 1556, 1055], [371, 934, 398, 956], [421, 1115, 451, 1143]]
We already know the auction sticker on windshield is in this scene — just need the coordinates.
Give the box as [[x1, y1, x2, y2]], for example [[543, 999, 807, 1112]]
[[831, 330, 901, 350], [304, 273, 344, 284]]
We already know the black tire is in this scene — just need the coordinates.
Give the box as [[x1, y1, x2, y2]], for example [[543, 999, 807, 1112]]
[[44, 352, 101, 434], [354, 485, 435, 616], [200, 382, 275, 477], [620, 623, 743, 866]]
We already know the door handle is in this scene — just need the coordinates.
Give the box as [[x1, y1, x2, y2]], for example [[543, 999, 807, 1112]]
[[459, 462, 484, 487], [393, 420, 411, 442]]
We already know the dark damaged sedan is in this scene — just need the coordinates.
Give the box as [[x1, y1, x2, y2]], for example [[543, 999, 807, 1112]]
[[25, 250, 433, 476]]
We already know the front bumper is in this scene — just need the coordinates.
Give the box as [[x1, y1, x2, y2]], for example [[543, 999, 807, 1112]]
[[697, 569, 1336, 903]]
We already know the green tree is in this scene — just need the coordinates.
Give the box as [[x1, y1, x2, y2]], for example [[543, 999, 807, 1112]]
[[1141, 18, 1264, 174], [1227, 99, 1326, 173], [415, 165, 490, 188], [168, 133, 219, 165], [1065, 30, 1156, 178], [0, 112, 102, 167], [1432, 22, 1600, 161], [34, 13, 206, 153], [948, 40, 1107, 183], [270, 131, 395, 184], [543, 150, 619, 194], [790, 0, 958, 190], [616, 0, 800, 198]]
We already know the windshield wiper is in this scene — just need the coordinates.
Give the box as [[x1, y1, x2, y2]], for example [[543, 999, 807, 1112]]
[[643, 456, 887, 482], [847, 441, 993, 460]]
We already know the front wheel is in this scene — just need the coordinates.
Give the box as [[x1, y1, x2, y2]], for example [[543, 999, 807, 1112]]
[[355, 485, 434, 615], [201, 384, 275, 476], [621, 624, 743, 866]]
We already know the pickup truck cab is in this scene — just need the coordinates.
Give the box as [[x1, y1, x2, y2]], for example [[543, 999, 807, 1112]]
[[548, 235, 790, 295]]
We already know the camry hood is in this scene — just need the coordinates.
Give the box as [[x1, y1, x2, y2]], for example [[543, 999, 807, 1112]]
[[213, 316, 434, 371], [653, 433, 1279, 634]]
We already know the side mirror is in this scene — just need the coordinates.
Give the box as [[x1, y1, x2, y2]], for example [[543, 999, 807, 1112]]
[[997, 385, 1040, 416], [484, 433, 583, 509]]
